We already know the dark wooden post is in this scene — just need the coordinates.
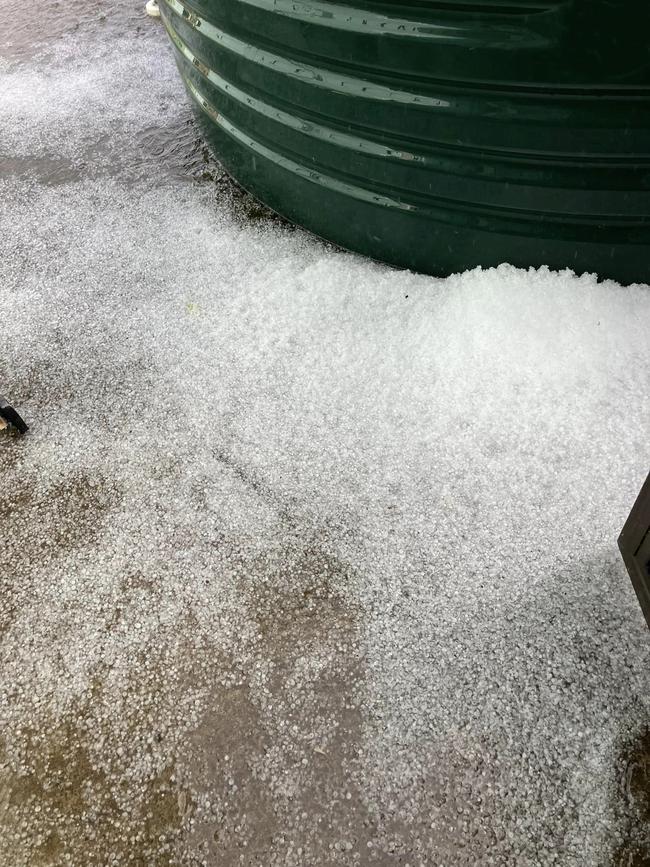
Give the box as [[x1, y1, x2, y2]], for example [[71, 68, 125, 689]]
[[619, 472, 650, 629]]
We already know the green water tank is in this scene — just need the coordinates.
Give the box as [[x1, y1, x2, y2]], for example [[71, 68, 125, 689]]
[[160, 0, 650, 285]]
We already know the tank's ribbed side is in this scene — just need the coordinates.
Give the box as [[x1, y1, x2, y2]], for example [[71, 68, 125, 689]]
[[160, 0, 650, 283]]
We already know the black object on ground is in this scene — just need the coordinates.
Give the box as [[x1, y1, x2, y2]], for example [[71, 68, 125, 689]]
[[0, 396, 29, 435], [619, 472, 650, 629]]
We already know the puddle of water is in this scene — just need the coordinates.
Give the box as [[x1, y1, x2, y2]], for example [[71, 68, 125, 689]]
[[0, 156, 86, 186], [136, 116, 293, 227], [0, 0, 292, 230], [0, 0, 144, 65]]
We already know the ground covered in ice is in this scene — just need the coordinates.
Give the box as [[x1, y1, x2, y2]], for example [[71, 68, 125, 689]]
[[1, 2, 649, 865]]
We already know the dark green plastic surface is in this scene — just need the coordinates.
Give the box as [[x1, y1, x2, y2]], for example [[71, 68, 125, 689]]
[[160, 0, 650, 284]]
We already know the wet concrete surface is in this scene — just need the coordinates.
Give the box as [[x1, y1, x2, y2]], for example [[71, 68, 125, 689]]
[[1, 1, 649, 865]]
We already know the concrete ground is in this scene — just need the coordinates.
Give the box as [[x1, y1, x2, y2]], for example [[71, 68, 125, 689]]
[[1, 1, 649, 865]]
